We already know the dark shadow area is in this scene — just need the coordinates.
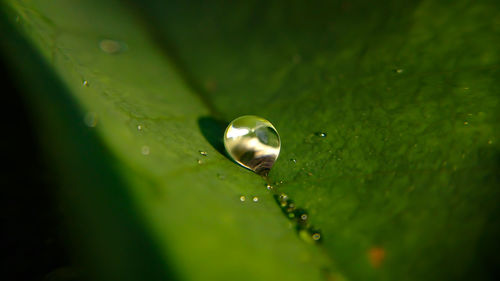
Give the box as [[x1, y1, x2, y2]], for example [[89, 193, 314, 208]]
[[0, 49, 71, 281], [198, 116, 229, 159], [0, 6, 178, 281]]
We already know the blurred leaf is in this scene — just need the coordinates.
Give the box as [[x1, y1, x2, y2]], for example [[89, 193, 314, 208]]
[[2, 0, 500, 281]]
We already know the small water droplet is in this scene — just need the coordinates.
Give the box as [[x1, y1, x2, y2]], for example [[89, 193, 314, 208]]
[[82, 80, 89, 87], [395, 68, 404, 74], [199, 150, 208, 156], [224, 115, 281, 175], [312, 232, 321, 241], [266, 184, 273, 190], [315, 132, 327, 137], [99, 39, 125, 54], [197, 159, 203, 164], [137, 125, 143, 131], [252, 196, 259, 202], [141, 145, 150, 155], [294, 209, 308, 224], [290, 158, 297, 163], [83, 112, 97, 127], [279, 193, 288, 202], [239, 195, 246, 202]]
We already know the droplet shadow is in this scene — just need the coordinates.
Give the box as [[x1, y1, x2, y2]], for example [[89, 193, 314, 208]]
[[198, 116, 230, 160]]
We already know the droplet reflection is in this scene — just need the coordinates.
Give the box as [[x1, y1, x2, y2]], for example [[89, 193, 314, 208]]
[[224, 115, 280, 175]]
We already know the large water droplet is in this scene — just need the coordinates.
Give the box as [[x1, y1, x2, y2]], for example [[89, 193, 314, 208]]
[[224, 115, 280, 175]]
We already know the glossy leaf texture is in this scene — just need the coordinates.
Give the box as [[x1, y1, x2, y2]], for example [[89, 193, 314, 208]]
[[1, 0, 499, 281]]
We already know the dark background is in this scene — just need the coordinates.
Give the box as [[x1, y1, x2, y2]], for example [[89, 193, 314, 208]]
[[1, 57, 71, 281]]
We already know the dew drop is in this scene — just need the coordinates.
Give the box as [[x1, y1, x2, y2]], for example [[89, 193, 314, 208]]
[[279, 193, 288, 202], [137, 125, 143, 131], [290, 158, 297, 163], [312, 232, 321, 241], [199, 150, 208, 156], [224, 115, 280, 175], [197, 159, 203, 164], [252, 196, 259, 202], [141, 145, 150, 155], [83, 112, 97, 127], [395, 68, 404, 74], [239, 195, 246, 202], [99, 39, 125, 54], [315, 132, 327, 137], [82, 80, 89, 87], [266, 184, 273, 190]]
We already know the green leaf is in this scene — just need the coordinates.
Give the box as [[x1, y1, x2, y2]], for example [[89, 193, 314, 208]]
[[2, 0, 499, 281]]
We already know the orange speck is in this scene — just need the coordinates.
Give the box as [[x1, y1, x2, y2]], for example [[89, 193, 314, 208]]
[[368, 247, 386, 268]]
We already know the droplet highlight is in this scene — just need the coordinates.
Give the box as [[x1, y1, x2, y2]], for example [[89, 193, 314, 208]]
[[224, 115, 281, 175], [252, 196, 259, 202], [239, 195, 246, 202]]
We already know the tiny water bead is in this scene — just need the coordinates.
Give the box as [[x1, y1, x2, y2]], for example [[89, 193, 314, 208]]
[[137, 125, 143, 131], [224, 115, 281, 176], [99, 39, 125, 54], [239, 195, 246, 202], [315, 132, 327, 137], [141, 145, 150, 155], [199, 150, 208, 156], [82, 80, 89, 87], [252, 196, 259, 202]]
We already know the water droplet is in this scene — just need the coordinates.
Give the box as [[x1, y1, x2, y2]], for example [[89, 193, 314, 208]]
[[83, 112, 97, 127], [197, 159, 203, 164], [137, 125, 143, 131], [311, 232, 321, 241], [395, 68, 404, 74], [252, 196, 259, 202], [279, 193, 288, 202], [290, 158, 297, 163], [239, 195, 246, 202], [294, 209, 308, 224], [199, 150, 208, 156], [266, 184, 273, 190], [82, 80, 89, 87], [99, 39, 125, 54], [224, 115, 281, 175], [315, 132, 327, 137], [141, 145, 150, 155]]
